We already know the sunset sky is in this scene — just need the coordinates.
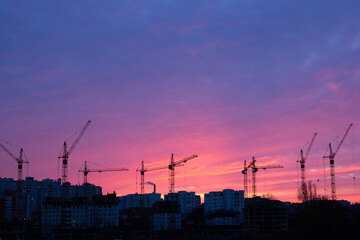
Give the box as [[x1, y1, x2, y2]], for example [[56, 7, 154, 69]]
[[1, 0, 360, 203]]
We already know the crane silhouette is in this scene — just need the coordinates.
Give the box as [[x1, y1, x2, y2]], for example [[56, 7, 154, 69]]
[[0, 142, 28, 182], [58, 120, 91, 184], [323, 123, 353, 200], [297, 133, 317, 202], [243, 157, 283, 198], [168, 153, 198, 193]]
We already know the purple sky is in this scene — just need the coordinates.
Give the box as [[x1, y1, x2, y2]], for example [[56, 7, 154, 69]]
[[1, 0, 360, 202]]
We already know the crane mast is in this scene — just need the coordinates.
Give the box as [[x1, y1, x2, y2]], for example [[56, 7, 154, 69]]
[[242, 160, 249, 198], [79, 161, 128, 183], [323, 123, 353, 200], [298, 133, 317, 202], [170, 154, 175, 193], [168, 153, 198, 193], [249, 157, 257, 197], [61, 142, 68, 184], [17, 148, 24, 181], [59, 120, 91, 184], [140, 161, 145, 195]]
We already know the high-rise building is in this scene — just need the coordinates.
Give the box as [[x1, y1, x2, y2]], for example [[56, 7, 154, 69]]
[[42, 197, 91, 235], [0, 177, 101, 221], [0, 178, 26, 220], [72, 182, 102, 199], [151, 201, 181, 231], [165, 191, 201, 218], [40, 178, 62, 203], [243, 197, 288, 232], [91, 193, 120, 227], [204, 189, 244, 215], [204, 189, 245, 226], [0, 178, 16, 194], [23, 177, 41, 219]]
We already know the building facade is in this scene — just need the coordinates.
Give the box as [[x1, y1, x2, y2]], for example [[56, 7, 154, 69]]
[[42, 197, 91, 234], [243, 197, 288, 232], [165, 191, 201, 218], [151, 201, 181, 231], [204, 189, 244, 215], [0, 177, 101, 221], [119, 193, 161, 210], [91, 193, 120, 227], [204, 189, 245, 226]]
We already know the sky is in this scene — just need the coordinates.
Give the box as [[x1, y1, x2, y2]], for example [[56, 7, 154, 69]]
[[0, 0, 360, 203]]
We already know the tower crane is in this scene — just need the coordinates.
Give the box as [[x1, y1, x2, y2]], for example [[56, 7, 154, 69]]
[[0, 142, 28, 219], [0, 143, 28, 182], [58, 120, 91, 184], [323, 123, 353, 200], [297, 133, 317, 202], [79, 161, 128, 183], [137, 161, 168, 195], [168, 153, 198, 193], [244, 157, 283, 198]]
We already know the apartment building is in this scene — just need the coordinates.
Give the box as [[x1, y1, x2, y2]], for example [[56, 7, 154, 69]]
[[165, 191, 201, 218]]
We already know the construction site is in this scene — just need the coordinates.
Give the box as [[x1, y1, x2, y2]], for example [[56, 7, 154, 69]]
[[0, 120, 359, 240], [1, 121, 357, 202], [2, 0, 360, 238]]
